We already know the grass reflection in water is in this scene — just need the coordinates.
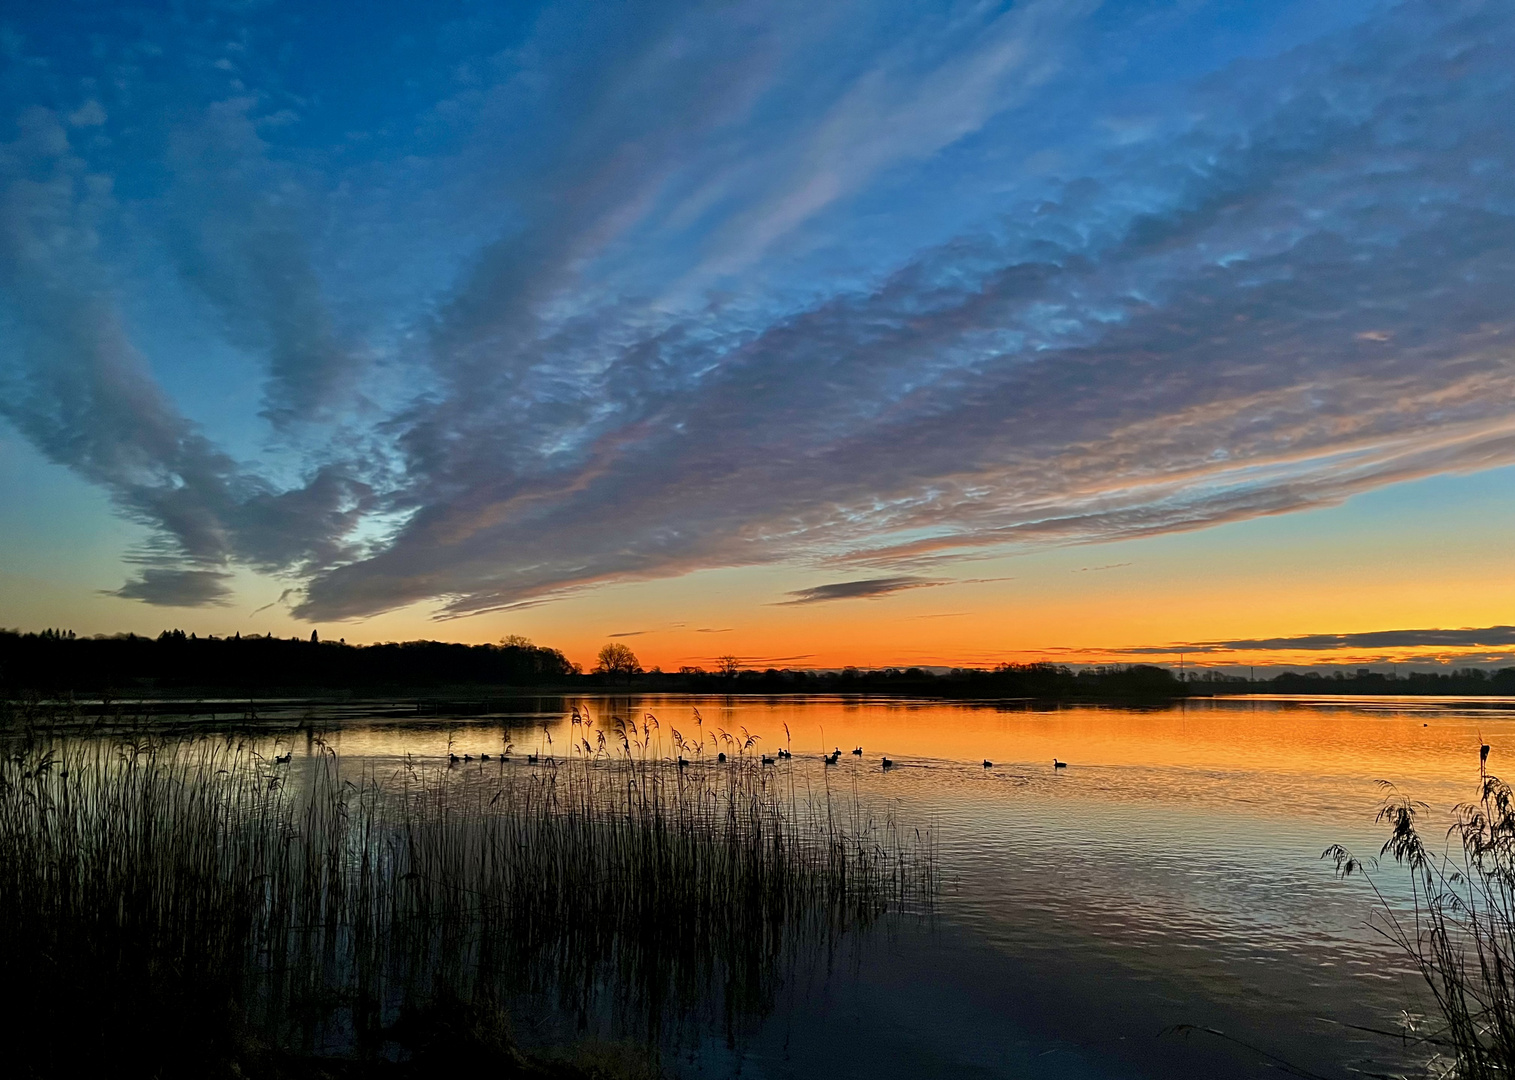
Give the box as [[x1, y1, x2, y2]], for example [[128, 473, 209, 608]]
[[0, 721, 935, 1076]]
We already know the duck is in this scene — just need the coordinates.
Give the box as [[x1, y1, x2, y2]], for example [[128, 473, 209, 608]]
[[1053, 759, 1067, 769], [852, 746, 863, 756], [717, 751, 727, 763], [678, 756, 689, 768], [825, 750, 841, 765], [274, 751, 293, 764], [983, 759, 993, 768], [448, 753, 460, 764], [480, 753, 490, 761], [463, 754, 473, 762], [881, 757, 894, 769], [777, 748, 792, 759], [762, 755, 776, 765], [527, 752, 539, 764]]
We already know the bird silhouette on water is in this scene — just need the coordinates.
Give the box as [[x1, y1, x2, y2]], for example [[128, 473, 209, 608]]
[[983, 759, 993, 768], [762, 755, 776, 765], [852, 746, 863, 756], [717, 751, 727, 763], [881, 757, 894, 769], [1053, 759, 1067, 769]]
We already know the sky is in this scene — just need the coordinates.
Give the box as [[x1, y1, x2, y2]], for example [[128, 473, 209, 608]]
[[2, 0, 1514, 673]]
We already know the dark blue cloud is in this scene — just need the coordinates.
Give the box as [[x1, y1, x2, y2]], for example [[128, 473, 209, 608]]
[[1118, 627, 1515, 655], [1, 0, 1511, 618], [779, 577, 944, 605]]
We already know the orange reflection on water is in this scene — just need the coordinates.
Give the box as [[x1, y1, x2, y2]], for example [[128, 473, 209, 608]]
[[320, 694, 1511, 804]]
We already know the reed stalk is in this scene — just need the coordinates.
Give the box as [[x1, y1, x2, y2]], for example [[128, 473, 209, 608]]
[[1328, 774, 1515, 1078], [0, 731, 934, 1075]]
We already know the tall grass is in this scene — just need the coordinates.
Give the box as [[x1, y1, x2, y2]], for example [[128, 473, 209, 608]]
[[0, 729, 934, 1075], [1328, 773, 1515, 1078]]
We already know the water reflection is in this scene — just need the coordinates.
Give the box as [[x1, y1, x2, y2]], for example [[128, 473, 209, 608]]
[[22, 693, 1502, 1077]]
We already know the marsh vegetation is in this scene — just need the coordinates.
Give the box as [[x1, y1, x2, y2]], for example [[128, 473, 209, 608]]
[[0, 709, 934, 1077], [1330, 771, 1515, 1079]]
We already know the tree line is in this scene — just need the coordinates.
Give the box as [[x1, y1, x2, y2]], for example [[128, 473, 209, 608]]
[[0, 629, 577, 693], [11, 628, 1505, 699]]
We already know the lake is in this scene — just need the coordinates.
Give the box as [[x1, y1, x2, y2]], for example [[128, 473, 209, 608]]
[[59, 692, 1508, 1077]]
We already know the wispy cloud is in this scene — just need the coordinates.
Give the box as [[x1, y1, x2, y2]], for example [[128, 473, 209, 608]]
[[2, 1, 1513, 622], [778, 576, 944, 605], [1116, 626, 1515, 655]]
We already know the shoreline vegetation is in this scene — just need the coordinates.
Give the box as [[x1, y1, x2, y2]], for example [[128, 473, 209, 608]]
[[1329, 770, 1515, 1078], [0, 722, 934, 1077], [10, 627, 1510, 701]]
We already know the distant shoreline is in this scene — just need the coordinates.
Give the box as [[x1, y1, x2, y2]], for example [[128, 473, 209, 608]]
[[7, 628, 1514, 704]]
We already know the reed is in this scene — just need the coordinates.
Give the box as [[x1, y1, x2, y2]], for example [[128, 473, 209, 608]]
[[0, 729, 934, 1075], [1328, 773, 1515, 1078]]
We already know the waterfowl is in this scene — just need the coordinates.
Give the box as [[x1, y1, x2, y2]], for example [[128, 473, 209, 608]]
[[463, 754, 473, 762], [717, 752, 727, 763], [1053, 759, 1067, 769], [852, 746, 863, 756], [777, 748, 792, 759], [274, 751, 293, 764], [983, 759, 993, 768], [480, 753, 490, 761], [527, 752, 539, 764], [678, 756, 689, 768], [881, 757, 894, 769], [826, 751, 841, 765], [447, 752, 459, 763], [762, 755, 776, 765]]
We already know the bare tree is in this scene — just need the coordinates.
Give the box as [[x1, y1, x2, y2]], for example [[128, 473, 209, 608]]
[[596, 642, 643, 678], [718, 654, 741, 678]]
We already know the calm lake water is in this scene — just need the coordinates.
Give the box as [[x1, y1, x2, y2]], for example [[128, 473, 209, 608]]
[[84, 693, 1514, 1078]]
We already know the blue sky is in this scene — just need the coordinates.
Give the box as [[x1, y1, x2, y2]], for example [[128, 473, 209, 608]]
[[2, 0, 1514, 666]]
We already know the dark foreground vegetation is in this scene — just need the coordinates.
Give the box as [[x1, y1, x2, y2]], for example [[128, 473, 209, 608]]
[[0, 720, 933, 1078], [1329, 771, 1515, 1078]]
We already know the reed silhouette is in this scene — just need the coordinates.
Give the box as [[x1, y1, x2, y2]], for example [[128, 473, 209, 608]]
[[0, 719, 935, 1076], [1328, 760, 1515, 1078]]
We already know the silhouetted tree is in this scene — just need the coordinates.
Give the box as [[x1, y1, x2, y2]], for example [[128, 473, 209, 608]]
[[595, 642, 642, 678]]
